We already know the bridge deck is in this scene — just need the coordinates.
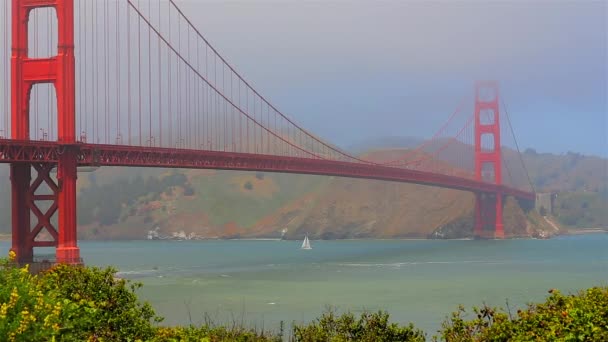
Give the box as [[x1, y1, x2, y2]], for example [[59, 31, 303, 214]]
[[0, 139, 535, 201]]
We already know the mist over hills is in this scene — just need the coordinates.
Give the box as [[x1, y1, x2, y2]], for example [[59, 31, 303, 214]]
[[345, 136, 423, 154]]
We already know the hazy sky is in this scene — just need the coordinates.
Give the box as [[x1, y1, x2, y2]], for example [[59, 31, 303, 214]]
[[173, 0, 607, 157]]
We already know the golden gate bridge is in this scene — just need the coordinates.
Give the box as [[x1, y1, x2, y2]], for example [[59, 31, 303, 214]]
[[0, 0, 534, 264]]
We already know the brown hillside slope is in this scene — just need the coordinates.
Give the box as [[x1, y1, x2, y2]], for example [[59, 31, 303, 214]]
[[249, 148, 543, 240], [279, 178, 475, 239]]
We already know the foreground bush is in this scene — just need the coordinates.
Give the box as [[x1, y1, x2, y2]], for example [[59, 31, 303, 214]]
[[39, 264, 162, 340], [436, 287, 608, 341], [292, 310, 426, 342], [0, 252, 161, 341], [153, 326, 281, 341], [0, 253, 69, 341], [0, 254, 280, 341], [1, 251, 608, 341]]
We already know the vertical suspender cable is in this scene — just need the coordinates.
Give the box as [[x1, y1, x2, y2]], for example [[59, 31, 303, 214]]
[[105, 0, 109, 143], [253, 95, 256, 153], [213, 51, 217, 149], [2, 0, 6, 137], [148, 2, 152, 146], [231, 70, 234, 151], [222, 63, 225, 151], [33, 12, 38, 138], [502, 100, 535, 193], [116, 0, 120, 143], [196, 33, 200, 149], [187, 25, 190, 148], [178, 13, 181, 146], [246, 86, 249, 153], [48, 10, 52, 139], [84, 0, 88, 141], [138, 0, 142, 146], [94, 1, 98, 143], [158, 0, 162, 148], [259, 90, 262, 152], [168, 3, 172, 147], [206, 44, 209, 149], [239, 79, 242, 152], [127, 3, 131, 145], [77, 2, 81, 139]]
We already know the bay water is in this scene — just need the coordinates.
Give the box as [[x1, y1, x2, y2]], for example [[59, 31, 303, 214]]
[[1, 235, 607, 335]]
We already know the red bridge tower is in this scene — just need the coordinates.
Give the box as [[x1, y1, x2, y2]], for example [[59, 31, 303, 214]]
[[10, 0, 80, 263], [474, 81, 504, 239]]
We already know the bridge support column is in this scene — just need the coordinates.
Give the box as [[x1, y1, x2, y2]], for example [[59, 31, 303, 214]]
[[10, 164, 33, 263], [474, 192, 505, 239], [495, 193, 504, 239], [56, 148, 80, 264], [474, 81, 504, 239], [11, 0, 79, 264]]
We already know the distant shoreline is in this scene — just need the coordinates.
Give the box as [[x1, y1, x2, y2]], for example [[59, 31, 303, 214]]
[[562, 228, 608, 236], [1, 231, 605, 244]]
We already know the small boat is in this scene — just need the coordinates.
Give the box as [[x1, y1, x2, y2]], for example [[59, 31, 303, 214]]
[[301, 235, 312, 250]]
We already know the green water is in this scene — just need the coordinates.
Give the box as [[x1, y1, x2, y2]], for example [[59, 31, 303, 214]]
[[2, 235, 607, 334]]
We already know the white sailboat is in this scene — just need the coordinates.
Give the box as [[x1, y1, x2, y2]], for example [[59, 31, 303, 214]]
[[301, 235, 312, 250]]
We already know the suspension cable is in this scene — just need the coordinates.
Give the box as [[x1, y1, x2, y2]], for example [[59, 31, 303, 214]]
[[502, 99, 535, 193]]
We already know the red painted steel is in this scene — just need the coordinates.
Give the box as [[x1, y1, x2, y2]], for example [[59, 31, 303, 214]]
[[0, 139, 536, 202], [474, 81, 504, 238], [10, 0, 80, 264]]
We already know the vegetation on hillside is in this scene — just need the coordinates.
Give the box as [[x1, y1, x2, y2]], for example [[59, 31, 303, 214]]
[[1, 254, 607, 341], [522, 149, 607, 193], [78, 172, 193, 227], [553, 191, 608, 228]]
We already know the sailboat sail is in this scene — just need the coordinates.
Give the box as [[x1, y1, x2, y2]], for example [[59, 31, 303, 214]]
[[301, 235, 312, 250]]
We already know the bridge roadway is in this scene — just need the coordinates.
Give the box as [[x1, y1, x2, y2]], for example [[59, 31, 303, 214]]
[[0, 139, 535, 201]]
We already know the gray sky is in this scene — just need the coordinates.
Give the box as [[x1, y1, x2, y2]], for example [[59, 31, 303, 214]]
[[0, 1, 604, 156], [174, 0, 607, 156]]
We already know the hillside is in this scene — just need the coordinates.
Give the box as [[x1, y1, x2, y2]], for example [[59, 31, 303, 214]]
[[0, 145, 605, 239], [74, 164, 543, 241]]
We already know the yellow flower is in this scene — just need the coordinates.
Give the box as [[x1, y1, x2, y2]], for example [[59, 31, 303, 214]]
[[9, 287, 19, 307], [8, 250, 16, 261], [20, 264, 29, 275], [52, 303, 62, 316], [0, 303, 8, 319]]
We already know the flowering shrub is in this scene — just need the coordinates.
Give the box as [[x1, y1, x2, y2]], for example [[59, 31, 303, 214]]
[[38, 264, 162, 341], [0, 253, 160, 341], [0, 252, 77, 341]]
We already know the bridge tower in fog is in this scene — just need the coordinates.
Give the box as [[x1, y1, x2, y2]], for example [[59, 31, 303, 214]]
[[10, 0, 80, 263], [473, 81, 504, 238]]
